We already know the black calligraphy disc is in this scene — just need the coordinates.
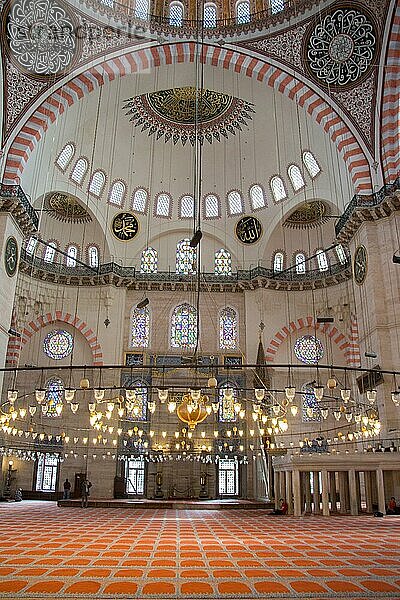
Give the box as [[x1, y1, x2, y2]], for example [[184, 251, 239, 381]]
[[111, 212, 139, 241], [4, 236, 18, 277], [235, 216, 262, 245]]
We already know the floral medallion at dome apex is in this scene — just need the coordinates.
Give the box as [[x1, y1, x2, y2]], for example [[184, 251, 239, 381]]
[[284, 201, 329, 229], [123, 87, 255, 146], [5, 0, 78, 77], [305, 7, 376, 88]]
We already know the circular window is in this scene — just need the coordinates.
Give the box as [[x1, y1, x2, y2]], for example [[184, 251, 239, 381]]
[[294, 335, 324, 365], [43, 330, 73, 360]]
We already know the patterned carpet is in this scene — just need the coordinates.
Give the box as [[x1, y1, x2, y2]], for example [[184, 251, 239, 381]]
[[0, 502, 400, 599]]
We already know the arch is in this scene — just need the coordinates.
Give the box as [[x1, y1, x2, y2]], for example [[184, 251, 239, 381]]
[[3, 43, 371, 192], [265, 315, 360, 366], [5, 311, 104, 366]]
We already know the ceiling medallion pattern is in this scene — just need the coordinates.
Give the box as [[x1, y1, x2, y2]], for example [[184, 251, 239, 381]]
[[305, 8, 376, 87], [5, 0, 77, 76], [123, 87, 255, 146], [284, 201, 329, 229], [46, 193, 92, 223]]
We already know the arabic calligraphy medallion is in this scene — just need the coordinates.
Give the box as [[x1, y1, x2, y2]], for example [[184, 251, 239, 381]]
[[235, 216, 262, 245], [112, 212, 139, 241]]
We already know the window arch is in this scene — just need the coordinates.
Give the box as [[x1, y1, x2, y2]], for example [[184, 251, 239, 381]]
[[141, 247, 158, 273], [336, 244, 347, 265], [273, 251, 284, 273], [270, 0, 284, 13], [295, 252, 306, 274], [215, 248, 232, 275], [204, 194, 220, 219], [126, 380, 148, 421], [88, 245, 99, 268], [203, 2, 217, 27], [302, 382, 321, 422], [270, 176, 287, 202], [132, 188, 148, 213], [44, 241, 58, 263], [45, 377, 64, 418], [316, 248, 329, 272], [66, 245, 78, 267], [70, 158, 88, 185], [302, 151, 321, 178], [89, 170, 106, 197], [26, 236, 38, 255], [249, 184, 266, 210], [288, 164, 306, 192], [176, 239, 196, 275], [169, 1, 184, 25], [236, 0, 250, 23], [56, 143, 75, 171], [218, 381, 238, 422], [134, 0, 148, 19], [227, 190, 243, 216], [130, 306, 150, 348], [154, 193, 172, 218], [109, 180, 126, 206], [179, 195, 194, 219], [219, 307, 238, 350], [171, 303, 197, 348]]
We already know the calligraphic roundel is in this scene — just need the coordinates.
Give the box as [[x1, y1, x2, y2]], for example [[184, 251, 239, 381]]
[[235, 216, 262, 244], [111, 212, 139, 241]]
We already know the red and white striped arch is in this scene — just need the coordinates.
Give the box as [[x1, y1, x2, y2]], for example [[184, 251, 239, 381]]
[[6, 311, 104, 366], [266, 314, 360, 367], [3, 42, 372, 192], [381, 4, 400, 183]]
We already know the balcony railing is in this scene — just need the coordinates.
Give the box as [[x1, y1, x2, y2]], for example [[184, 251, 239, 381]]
[[0, 184, 39, 232]]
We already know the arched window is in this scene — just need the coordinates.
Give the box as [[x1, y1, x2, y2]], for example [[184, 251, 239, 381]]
[[109, 180, 126, 206], [316, 248, 329, 272], [219, 307, 238, 350], [171, 303, 197, 348], [270, 0, 284, 13], [126, 381, 148, 421], [249, 184, 266, 210], [236, 0, 250, 23], [132, 188, 148, 213], [273, 251, 284, 273], [130, 306, 150, 348], [336, 244, 347, 265], [215, 248, 232, 275], [66, 245, 78, 267], [44, 241, 58, 263], [89, 170, 106, 197], [88, 245, 99, 268], [303, 151, 321, 178], [176, 239, 196, 275], [141, 247, 158, 273], [295, 252, 306, 274], [45, 377, 64, 418], [218, 382, 237, 422], [204, 194, 220, 218], [155, 193, 171, 218], [26, 236, 38, 255], [169, 1, 184, 25], [179, 195, 194, 218], [70, 158, 88, 185], [302, 382, 321, 422], [227, 190, 243, 216], [288, 164, 306, 192], [135, 0, 148, 19], [270, 176, 287, 202], [56, 143, 75, 171], [203, 2, 217, 27]]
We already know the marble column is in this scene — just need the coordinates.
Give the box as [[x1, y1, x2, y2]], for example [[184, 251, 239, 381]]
[[304, 472, 312, 513], [279, 470, 286, 502], [376, 468, 386, 514], [321, 470, 330, 516], [338, 472, 348, 514], [329, 471, 337, 512], [286, 469, 293, 515], [313, 471, 320, 514], [292, 470, 301, 517], [274, 470, 280, 510], [348, 469, 359, 516], [364, 471, 374, 513]]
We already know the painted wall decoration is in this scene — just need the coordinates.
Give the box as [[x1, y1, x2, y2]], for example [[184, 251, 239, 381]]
[[235, 215, 262, 244], [284, 201, 329, 229], [4, 236, 18, 277], [112, 212, 139, 241], [46, 192, 92, 223], [123, 86, 255, 145]]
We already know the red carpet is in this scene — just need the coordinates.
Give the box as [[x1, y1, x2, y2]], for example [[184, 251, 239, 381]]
[[0, 501, 399, 598]]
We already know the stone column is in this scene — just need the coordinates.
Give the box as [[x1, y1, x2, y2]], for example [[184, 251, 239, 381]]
[[365, 471, 374, 513], [321, 470, 330, 516], [274, 471, 280, 510], [356, 471, 362, 512], [348, 469, 359, 516], [285, 469, 293, 515], [279, 470, 286, 502], [329, 471, 337, 512], [292, 470, 301, 517], [313, 471, 320, 514], [376, 468, 386, 514], [304, 472, 312, 513], [338, 472, 348, 513]]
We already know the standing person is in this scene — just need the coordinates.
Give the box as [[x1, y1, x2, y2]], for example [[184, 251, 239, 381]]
[[63, 478, 71, 499], [81, 478, 92, 508]]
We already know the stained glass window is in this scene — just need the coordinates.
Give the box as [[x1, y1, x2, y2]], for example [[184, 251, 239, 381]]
[[88, 245, 99, 268], [141, 247, 158, 273], [336, 244, 347, 265], [66, 245, 77, 267], [179, 195, 194, 218], [250, 184, 266, 210], [44, 241, 57, 263], [70, 158, 88, 185], [45, 378, 64, 417], [56, 143, 74, 171], [215, 248, 232, 275], [227, 191, 243, 216], [219, 382, 237, 422], [302, 383, 321, 422], [270, 176, 287, 202], [132, 188, 148, 213], [294, 335, 324, 365], [303, 151, 321, 178], [316, 248, 329, 272], [273, 251, 284, 273], [26, 236, 38, 255], [171, 303, 197, 348], [220, 307, 238, 349], [204, 194, 220, 218], [204, 2, 217, 27], [236, 0, 250, 23], [155, 193, 171, 217], [43, 330, 74, 360], [288, 165, 305, 192], [135, 0, 149, 19], [130, 306, 150, 348], [109, 180, 126, 206], [295, 252, 306, 274], [89, 171, 106, 197], [176, 239, 196, 275], [169, 1, 184, 25], [126, 382, 148, 421]]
